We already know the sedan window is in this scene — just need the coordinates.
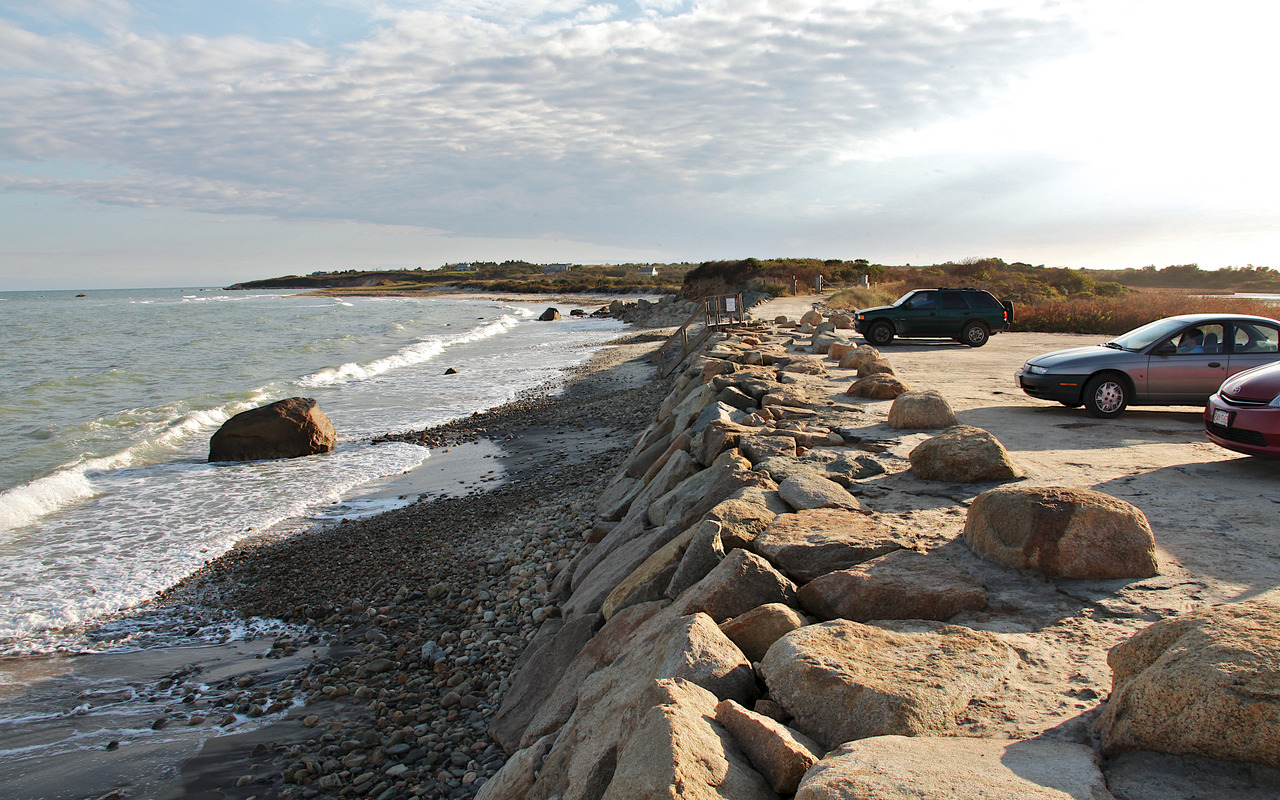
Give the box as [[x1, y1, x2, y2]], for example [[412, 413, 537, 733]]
[[1163, 323, 1224, 355], [1233, 322, 1280, 354]]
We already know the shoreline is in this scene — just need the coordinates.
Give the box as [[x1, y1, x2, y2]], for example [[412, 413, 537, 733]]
[[0, 331, 674, 800], [9, 293, 1280, 798], [294, 286, 666, 306]]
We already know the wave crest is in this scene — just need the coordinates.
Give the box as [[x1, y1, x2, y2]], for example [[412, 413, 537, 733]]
[[297, 315, 523, 388]]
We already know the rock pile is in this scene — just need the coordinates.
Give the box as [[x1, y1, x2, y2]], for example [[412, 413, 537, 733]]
[[172, 312, 1275, 799], [603, 295, 703, 328], [601, 292, 769, 329], [479, 316, 1185, 799]]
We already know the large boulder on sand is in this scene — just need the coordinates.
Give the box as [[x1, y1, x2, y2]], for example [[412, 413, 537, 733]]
[[838, 345, 880, 370], [856, 357, 895, 377], [800, 309, 825, 326], [208, 397, 336, 462], [796, 735, 1114, 800], [846, 373, 911, 399], [778, 353, 829, 373], [1095, 591, 1280, 766], [888, 389, 957, 429], [827, 341, 856, 362], [760, 619, 1016, 749], [964, 486, 1158, 579], [808, 334, 844, 356], [909, 425, 1023, 482]]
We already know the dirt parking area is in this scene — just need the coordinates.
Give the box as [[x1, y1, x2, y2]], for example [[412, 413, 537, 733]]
[[749, 297, 1280, 794]]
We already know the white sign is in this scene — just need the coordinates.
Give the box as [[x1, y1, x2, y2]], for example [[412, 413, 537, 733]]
[[725, 297, 736, 312]]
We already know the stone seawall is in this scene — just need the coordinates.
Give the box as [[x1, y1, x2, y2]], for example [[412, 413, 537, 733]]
[[478, 315, 1280, 799]]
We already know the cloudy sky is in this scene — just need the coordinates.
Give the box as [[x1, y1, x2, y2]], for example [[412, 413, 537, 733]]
[[1, 0, 1276, 290]]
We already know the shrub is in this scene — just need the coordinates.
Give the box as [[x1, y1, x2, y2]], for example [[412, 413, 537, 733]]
[[749, 279, 790, 297]]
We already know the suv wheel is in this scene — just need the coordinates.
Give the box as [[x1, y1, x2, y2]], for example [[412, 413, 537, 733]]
[[1083, 374, 1129, 418], [867, 321, 894, 346], [961, 322, 990, 347]]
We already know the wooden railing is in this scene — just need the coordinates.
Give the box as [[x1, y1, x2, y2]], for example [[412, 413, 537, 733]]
[[652, 292, 749, 377]]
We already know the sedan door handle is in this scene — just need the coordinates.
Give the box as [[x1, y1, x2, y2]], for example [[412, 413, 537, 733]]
[[1208, 362, 1222, 368]]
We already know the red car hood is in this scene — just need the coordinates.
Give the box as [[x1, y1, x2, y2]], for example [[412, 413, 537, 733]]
[[1221, 363, 1280, 403]]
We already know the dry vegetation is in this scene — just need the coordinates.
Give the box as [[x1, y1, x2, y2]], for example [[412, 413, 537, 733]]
[[823, 260, 1280, 336], [236, 256, 1280, 336], [1010, 290, 1280, 335]]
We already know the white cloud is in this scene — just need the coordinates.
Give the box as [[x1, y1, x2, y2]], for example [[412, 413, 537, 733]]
[[2, 0, 1275, 285], [0, 1, 1085, 237]]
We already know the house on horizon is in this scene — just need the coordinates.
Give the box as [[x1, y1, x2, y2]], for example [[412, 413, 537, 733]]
[[451, 263, 477, 272], [543, 263, 573, 273], [636, 266, 659, 277]]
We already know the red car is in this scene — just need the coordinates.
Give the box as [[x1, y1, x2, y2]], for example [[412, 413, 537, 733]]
[[1205, 360, 1280, 456]]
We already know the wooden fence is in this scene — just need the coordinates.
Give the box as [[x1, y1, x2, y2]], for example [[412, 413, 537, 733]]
[[651, 293, 751, 377]]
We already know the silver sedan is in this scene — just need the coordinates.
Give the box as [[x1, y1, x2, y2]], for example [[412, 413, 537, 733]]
[[1015, 313, 1280, 417]]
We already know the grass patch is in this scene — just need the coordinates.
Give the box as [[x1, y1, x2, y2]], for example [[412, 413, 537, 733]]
[[1013, 290, 1280, 335]]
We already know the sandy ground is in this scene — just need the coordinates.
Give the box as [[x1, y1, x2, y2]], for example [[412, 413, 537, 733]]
[[756, 293, 1280, 606], [752, 294, 1280, 794]]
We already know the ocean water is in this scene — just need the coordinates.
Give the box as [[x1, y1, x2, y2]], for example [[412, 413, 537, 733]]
[[0, 288, 628, 657]]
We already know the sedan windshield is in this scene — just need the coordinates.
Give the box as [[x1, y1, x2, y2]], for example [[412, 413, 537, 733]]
[[1108, 318, 1198, 352]]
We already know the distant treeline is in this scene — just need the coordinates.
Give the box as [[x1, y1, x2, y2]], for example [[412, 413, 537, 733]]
[[1090, 263, 1280, 291], [228, 257, 1279, 303]]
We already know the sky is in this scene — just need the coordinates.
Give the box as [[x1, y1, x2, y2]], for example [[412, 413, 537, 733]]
[[1, 0, 1277, 290]]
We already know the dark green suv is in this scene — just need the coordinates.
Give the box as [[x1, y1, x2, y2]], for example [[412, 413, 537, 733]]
[[853, 288, 1013, 347]]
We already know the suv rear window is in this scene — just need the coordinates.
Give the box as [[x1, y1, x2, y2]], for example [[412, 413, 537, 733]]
[[941, 292, 968, 310], [969, 292, 1001, 309]]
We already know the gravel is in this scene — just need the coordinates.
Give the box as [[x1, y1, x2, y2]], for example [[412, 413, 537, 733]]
[[153, 333, 675, 799]]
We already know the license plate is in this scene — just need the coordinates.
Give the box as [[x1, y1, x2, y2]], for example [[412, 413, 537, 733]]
[[1213, 408, 1231, 427]]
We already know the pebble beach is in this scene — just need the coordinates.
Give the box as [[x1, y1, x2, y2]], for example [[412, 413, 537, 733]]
[[24, 290, 1280, 800], [143, 331, 675, 800], [0, 326, 674, 800]]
